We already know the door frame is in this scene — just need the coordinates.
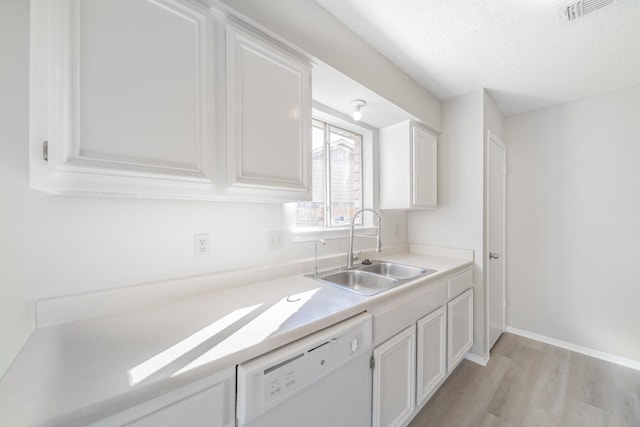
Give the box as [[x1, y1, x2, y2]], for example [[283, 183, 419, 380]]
[[485, 130, 507, 352]]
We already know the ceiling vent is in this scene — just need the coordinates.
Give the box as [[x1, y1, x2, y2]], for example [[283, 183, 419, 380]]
[[558, 0, 617, 24]]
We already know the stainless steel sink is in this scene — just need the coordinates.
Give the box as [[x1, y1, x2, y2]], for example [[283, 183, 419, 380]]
[[319, 270, 398, 296], [357, 262, 427, 279], [310, 260, 436, 296]]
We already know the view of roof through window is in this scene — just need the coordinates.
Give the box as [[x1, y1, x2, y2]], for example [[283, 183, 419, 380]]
[[296, 119, 363, 228]]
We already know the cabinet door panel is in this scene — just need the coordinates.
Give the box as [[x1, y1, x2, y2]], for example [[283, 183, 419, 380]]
[[126, 382, 229, 427], [80, 0, 202, 171], [448, 288, 474, 372], [379, 120, 437, 209], [416, 306, 447, 409], [31, 0, 218, 198], [227, 25, 311, 194], [372, 326, 416, 427], [412, 124, 437, 208]]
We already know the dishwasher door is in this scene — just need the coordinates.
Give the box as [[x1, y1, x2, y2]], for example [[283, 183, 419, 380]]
[[237, 313, 373, 427]]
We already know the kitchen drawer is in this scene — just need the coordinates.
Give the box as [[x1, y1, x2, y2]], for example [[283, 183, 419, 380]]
[[370, 281, 447, 346], [447, 269, 473, 299]]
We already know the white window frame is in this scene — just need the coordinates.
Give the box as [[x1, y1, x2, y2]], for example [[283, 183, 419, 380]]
[[288, 104, 377, 242]]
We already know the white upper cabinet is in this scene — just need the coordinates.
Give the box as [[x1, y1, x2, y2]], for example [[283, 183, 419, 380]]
[[225, 23, 312, 200], [30, 0, 312, 201], [30, 0, 219, 199], [380, 120, 438, 209]]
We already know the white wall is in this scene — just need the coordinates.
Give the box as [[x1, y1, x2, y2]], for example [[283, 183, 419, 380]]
[[484, 91, 505, 142], [218, 0, 442, 133], [506, 85, 640, 363], [409, 90, 486, 356], [0, 0, 32, 383], [409, 90, 505, 359], [0, 0, 418, 377]]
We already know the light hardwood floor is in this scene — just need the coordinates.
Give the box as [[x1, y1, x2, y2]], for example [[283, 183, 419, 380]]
[[408, 333, 640, 427]]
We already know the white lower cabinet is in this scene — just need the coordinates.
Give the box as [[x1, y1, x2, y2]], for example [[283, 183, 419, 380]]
[[416, 306, 447, 408], [371, 267, 474, 426], [447, 288, 474, 372], [92, 368, 235, 427], [372, 306, 446, 427], [126, 383, 230, 427], [372, 326, 416, 427]]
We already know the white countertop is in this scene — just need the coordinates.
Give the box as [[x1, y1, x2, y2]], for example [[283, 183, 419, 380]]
[[0, 249, 472, 427]]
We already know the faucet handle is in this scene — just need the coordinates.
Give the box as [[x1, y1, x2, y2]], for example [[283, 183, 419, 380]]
[[351, 250, 361, 261]]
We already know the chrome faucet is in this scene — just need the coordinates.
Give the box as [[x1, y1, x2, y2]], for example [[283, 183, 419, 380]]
[[346, 208, 382, 268], [313, 239, 327, 277]]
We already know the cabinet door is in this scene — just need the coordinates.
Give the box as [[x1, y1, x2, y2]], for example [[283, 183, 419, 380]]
[[416, 306, 447, 409], [30, 0, 218, 198], [126, 381, 232, 427], [411, 123, 438, 208], [372, 326, 416, 427], [448, 288, 474, 372], [226, 24, 311, 200]]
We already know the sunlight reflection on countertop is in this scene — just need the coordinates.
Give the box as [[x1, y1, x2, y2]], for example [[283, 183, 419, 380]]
[[0, 249, 472, 427]]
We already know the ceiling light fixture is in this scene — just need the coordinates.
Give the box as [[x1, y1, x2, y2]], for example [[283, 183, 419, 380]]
[[350, 99, 366, 121]]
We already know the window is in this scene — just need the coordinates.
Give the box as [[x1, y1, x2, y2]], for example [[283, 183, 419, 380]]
[[296, 118, 363, 228]]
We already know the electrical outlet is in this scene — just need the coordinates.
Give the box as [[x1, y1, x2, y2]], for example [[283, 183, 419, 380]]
[[268, 230, 284, 250], [194, 233, 210, 257]]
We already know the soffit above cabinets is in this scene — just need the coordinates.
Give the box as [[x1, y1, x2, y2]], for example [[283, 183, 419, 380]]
[[312, 60, 412, 129]]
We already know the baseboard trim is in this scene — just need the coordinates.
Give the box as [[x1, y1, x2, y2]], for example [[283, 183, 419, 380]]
[[506, 327, 640, 372], [464, 352, 489, 366]]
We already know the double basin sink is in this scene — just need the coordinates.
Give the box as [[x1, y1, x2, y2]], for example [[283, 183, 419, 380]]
[[310, 260, 437, 296]]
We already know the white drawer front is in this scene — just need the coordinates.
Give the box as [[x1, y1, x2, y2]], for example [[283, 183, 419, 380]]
[[371, 281, 447, 346], [447, 269, 473, 299]]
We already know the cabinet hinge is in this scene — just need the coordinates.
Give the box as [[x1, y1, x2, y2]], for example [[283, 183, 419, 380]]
[[42, 140, 48, 162], [370, 356, 375, 370]]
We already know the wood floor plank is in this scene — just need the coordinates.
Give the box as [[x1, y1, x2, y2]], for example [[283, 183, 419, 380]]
[[602, 384, 640, 427], [491, 333, 520, 359], [607, 362, 640, 395], [521, 404, 563, 427], [479, 412, 512, 427], [408, 333, 640, 427], [447, 359, 486, 393], [461, 353, 513, 397], [568, 352, 607, 409], [563, 398, 606, 427], [519, 336, 549, 353], [529, 345, 571, 416], [486, 344, 544, 425]]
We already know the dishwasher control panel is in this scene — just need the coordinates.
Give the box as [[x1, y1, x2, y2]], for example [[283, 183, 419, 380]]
[[237, 313, 373, 424]]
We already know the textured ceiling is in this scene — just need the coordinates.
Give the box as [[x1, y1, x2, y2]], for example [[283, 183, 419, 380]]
[[315, 0, 640, 116]]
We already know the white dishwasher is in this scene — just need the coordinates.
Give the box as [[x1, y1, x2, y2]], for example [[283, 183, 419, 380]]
[[236, 312, 373, 427]]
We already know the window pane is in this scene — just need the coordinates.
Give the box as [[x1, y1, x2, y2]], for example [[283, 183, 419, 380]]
[[329, 126, 362, 226], [295, 120, 325, 227]]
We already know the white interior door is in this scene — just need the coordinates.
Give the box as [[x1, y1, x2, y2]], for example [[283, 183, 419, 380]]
[[487, 131, 506, 350]]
